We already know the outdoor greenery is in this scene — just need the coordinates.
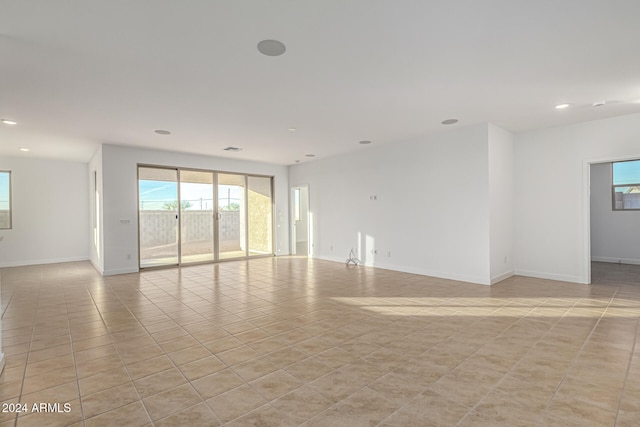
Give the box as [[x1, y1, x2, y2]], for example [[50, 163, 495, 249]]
[[221, 202, 240, 211], [163, 200, 192, 210]]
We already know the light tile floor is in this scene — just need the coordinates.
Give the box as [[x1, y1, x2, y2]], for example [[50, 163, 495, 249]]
[[0, 259, 639, 426]]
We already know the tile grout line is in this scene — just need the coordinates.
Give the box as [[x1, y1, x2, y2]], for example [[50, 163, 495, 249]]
[[13, 275, 42, 427], [447, 297, 558, 426], [611, 287, 640, 427], [81, 277, 157, 425], [108, 271, 246, 423], [67, 280, 88, 427], [354, 302, 517, 426], [2, 260, 639, 426], [532, 288, 616, 426], [99, 270, 274, 424]]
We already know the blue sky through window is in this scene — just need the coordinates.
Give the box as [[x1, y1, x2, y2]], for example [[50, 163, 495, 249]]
[[0, 172, 10, 210], [139, 180, 241, 210], [613, 160, 640, 186]]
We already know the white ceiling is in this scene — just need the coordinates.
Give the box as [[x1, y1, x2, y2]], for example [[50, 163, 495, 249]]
[[1, 0, 640, 164]]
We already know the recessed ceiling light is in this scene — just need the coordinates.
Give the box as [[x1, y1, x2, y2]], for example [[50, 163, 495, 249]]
[[154, 129, 171, 135], [2, 119, 17, 125], [358, 140, 372, 145], [257, 39, 286, 56], [555, 103, 570, 109], [19, 147, 30, 152], [305, 154, 315, 157], [288, 127, 297, 132], [441, 119, 459, 125], [223, 147, 243, 152]]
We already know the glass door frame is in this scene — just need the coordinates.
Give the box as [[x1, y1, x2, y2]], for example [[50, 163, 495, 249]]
[[217, 172, 247, 260], [247, 175, 275, 257], [179, 168, 216, 265], [137, 164, 275, 270], [137, 165, 180, 269]]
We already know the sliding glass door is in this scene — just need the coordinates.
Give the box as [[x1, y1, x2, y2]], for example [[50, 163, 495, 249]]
[[180, 170, 215, 264], [138, 167, 179, 268], [138, 166, 273, 269], [248, 176, 273, 256], [218, 173, 246, 260]]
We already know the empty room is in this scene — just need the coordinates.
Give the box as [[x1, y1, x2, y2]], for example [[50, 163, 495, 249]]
[[1, 1, 640, 426]]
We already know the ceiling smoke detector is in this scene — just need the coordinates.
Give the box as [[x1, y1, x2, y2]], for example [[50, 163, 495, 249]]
[[223, 147, 243, 152], [441, 119, 459, 125], [592, 101, 606, 107], [154, 129, 171, 135]]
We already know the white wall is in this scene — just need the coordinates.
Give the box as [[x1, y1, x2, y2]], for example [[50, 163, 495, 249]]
[[0, 156, 89, 267], [289, 123, 493, 285], [515, 113, 640, 284], [590, 162, 640, 265], [488, 124, 515, 283], [100, 144, 289, 275]]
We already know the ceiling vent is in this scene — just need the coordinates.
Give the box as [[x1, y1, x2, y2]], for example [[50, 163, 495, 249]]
[[223, 147, 243, 152]]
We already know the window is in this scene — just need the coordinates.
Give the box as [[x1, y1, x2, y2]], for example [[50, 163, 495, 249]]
[[612, 160, 640, 210], [0, 170, 11, 229]]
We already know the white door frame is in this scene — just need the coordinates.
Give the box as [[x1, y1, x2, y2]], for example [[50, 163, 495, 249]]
[[582, 154, 640, 284], [290, 185, 310, 256]]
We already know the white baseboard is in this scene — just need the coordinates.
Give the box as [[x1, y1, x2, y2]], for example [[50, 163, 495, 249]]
[[102, 267, 139, 276], [591, 256, 640, 266], [315, 255, 492, 285], [491, 270, 515, 285], [291, 255, 589, 286], [316, 254, 347, 264], [90, 258, 104, 275], [514, 269, 588, 284], [0, 256, 89, 268]]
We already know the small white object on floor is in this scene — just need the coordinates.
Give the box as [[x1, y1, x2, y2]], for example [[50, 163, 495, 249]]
[[346, 248, 360, 266]]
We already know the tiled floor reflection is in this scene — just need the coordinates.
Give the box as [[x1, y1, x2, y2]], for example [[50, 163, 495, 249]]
[[1, 259, 639, 426]]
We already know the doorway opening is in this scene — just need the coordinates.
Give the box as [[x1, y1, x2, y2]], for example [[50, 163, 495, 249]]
[[586, 157, 640, 283], [291, 185, 309, 256]]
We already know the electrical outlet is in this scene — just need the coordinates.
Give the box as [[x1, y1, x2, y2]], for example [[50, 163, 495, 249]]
[[126, 254, 131, 260], [387, 251, 391, 257], [330, 245, 333, 251]]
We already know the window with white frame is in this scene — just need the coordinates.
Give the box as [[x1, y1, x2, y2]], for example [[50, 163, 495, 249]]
[[612, 160, 640, 210]]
